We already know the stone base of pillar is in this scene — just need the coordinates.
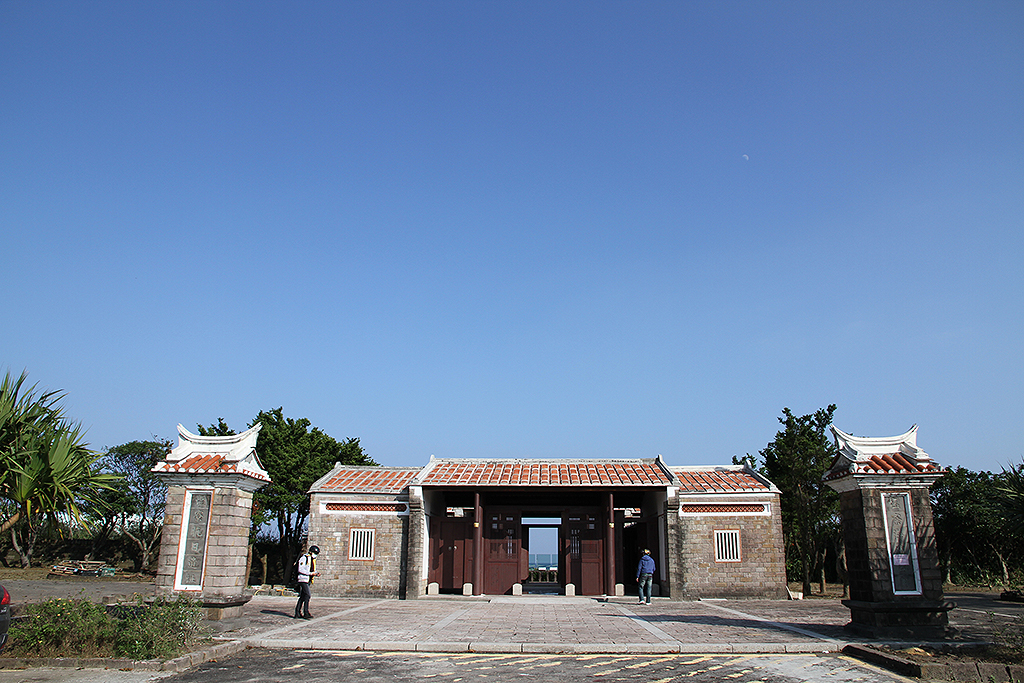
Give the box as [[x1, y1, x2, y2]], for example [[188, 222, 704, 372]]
[[842, 599, 957, 639], [200, 594, 253, 621]]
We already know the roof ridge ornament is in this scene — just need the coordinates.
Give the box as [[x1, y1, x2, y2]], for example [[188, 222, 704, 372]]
[[825, 425, 943, 492]]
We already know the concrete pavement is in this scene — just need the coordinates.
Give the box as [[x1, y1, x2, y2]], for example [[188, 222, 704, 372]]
[[216, 593, 881, 654]]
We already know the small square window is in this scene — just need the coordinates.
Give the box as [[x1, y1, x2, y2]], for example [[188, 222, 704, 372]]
[[715, 530, 741, 562], [349, 528, 375, 561]]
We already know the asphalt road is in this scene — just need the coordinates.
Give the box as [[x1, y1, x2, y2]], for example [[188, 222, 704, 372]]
[[169, 649, 910, 683], [0, 648, 910, 683]]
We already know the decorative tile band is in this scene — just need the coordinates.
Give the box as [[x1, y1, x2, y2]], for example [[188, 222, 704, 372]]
[[680, 503, 768, 516], [324, 502, 409, 514]]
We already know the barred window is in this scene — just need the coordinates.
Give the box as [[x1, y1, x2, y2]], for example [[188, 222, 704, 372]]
[[349, 528, 375, 561], [714, 530, 741, 562]]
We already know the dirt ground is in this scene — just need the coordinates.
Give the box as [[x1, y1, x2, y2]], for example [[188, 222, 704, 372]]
[[0, 567, 156, 614]]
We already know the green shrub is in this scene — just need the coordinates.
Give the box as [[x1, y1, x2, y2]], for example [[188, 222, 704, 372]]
[[5, 598, 118, 657], [114, 597, 208, 660], [6, 596, 208, 660]]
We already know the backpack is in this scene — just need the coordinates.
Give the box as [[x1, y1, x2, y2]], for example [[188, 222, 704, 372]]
[[289, 554, 303, 588]]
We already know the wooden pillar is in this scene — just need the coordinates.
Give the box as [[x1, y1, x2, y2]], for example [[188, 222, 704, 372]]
[[473, 492, 484, 595], [605, 492, 615, 595]]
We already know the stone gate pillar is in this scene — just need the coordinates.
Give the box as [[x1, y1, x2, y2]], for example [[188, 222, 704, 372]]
[[825, 425, 953, 638], [152, 424, 270, 620]]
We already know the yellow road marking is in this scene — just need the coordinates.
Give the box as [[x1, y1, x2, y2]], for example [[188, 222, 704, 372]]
[[583, 656, 635, 668], [624, 657, 676, 669]]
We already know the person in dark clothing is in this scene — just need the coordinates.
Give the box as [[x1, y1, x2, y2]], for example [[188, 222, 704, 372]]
[[295, 544, 321, 619], [636, 548, 655, 605]]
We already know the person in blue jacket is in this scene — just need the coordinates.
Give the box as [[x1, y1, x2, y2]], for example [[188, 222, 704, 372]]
[[636, 549, 655, 605]]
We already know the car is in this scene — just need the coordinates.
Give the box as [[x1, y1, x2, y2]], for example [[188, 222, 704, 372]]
[[0, 585, 9, 650]]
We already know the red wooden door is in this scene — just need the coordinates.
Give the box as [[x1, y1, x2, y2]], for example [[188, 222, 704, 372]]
[[430, 517, 472, 591], [563, 510, 604, 595], [484, 509, 521, 595]]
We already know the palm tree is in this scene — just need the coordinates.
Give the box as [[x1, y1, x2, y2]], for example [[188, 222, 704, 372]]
[[996, 462, 1024, 537], [0, 371, 118, 566]]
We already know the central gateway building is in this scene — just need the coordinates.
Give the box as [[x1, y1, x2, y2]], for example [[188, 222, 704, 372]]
[[307, 456, 786, 599]]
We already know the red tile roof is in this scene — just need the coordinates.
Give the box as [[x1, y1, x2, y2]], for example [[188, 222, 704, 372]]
[[826, 452, 943, 479], [317, 467, 420, 493], [673, 469, 770, 493], [152, 453, 271, 482], [419, 460, 672, 487]]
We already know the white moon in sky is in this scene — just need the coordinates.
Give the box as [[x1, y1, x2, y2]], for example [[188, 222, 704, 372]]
[[742, 154, 749, 161]]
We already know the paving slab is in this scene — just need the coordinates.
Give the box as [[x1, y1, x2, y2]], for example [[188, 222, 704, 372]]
[[226, 594, 851, 654]]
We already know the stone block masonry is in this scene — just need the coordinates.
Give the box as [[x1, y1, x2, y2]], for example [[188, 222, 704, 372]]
[[673, 495, 787, 599], [308, 492, 411, 598]]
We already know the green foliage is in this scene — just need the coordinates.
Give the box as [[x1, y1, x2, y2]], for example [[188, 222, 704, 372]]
[[99, 440, 172, 571], [196, 418, 235, 437], [996, 462, 1024, 538], [6, 596, 208, 660], [932, 465, 1024, 586], [0, 371, 119, 566], [200, 411, 375, 578], [748, 404, 839, 595], [249, 407, 376, 570], [113, 596, 208, 660], [5, 598, 117, 657]]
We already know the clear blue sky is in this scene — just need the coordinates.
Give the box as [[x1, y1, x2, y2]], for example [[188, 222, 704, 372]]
[[3, 1, 1022, 474]]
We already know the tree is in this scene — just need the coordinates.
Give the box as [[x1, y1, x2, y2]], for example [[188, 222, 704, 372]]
[[79, 477, 135, 561], [0, 370, 118, 566], [196, 418, 235, 437], [995, 461, 1024, 538], [197, 412, 374, 585], [100, 440, 172, 572], [933, 465, 1023, 586], [250, 408, 375, 580], [748, 404, 839, 596]]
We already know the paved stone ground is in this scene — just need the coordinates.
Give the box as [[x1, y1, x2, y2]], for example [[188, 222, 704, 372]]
[[222, 590, 1021, 654], [226, 595, 856, 652]]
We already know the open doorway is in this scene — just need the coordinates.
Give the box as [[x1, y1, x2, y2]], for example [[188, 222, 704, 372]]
[[522, 516, 559, 594]]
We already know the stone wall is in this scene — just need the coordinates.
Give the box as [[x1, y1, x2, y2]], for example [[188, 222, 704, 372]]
[[204, 487, 252, 596], [307, 493, 410, 598], [673, 495, 787, 599], [840, 487, 943, 603]]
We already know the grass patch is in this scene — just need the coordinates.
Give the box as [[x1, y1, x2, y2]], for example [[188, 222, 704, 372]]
[[5, 596, 209, 660]]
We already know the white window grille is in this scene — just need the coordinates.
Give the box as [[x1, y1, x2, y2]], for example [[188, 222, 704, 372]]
[[349, 528, 375, 561], [714, 529, 741, 562]]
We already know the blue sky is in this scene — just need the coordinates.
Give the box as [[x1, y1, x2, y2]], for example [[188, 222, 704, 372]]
[[3, 1, 1022, 474]]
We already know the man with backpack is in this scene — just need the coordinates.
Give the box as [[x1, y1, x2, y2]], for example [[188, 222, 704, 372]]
[[294, 544, 321, 619]]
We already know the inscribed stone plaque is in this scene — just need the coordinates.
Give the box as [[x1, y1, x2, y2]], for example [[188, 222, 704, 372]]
[[883, 492, 920, 593], [180, 492, 211, 588]]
